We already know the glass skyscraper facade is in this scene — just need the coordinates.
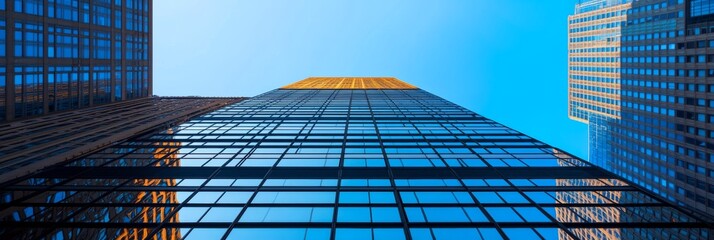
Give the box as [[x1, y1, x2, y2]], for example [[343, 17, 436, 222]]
[[0, 0, 152, 122], [0, 78, 710, 239]]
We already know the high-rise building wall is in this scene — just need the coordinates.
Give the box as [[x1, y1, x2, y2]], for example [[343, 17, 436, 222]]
[[570, 0, 714, 219], [608, 0, 714, 218], [568, 0, 631, 123], [0, 0, 152, 122], [0, 96, 243, 184], [0, 78, 710, 239]]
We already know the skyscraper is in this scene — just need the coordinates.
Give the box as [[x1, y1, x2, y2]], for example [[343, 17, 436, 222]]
[[0, 0, 152, 122], [570, 0, 714, 219], [568, 0, 632, 169], [568, 0, 631, 123], [0, 77, 710, 239], [612, 0, 714, 218]]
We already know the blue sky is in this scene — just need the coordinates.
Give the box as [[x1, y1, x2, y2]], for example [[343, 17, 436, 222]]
[[154, 0, 587, 159]]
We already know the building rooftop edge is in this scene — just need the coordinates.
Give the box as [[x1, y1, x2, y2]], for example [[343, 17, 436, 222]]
[[280, 77, 419, 90]]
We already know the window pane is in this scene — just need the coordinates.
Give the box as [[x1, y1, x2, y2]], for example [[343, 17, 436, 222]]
[[335, 229, 371, 240], [227, 228, 330, 240], [371, 207, 401, 222], [338, 207, 370, 222], [253, 192, 335, 204], [201, 207, 241, 222]]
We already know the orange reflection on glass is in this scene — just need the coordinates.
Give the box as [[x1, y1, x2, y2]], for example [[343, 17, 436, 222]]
[[117, 130, 182, 240], [554, 149, 621, 240]]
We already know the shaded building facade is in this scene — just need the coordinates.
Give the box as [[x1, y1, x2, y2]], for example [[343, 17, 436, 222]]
[[0, 0, 152, 122], [610, 0, 714, 218], [0, 97, 244, 183], [570, 0, 714, 220], [0, 77, 710, 239], [0, 130, 182, 240]]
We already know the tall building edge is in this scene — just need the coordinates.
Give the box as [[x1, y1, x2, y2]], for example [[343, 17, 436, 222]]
[[568, 0, 630, 124]]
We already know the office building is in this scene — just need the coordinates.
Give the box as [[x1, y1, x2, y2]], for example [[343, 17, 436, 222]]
[[568, 0, 633, 169], [0, 77, 709, 239], [569, 0, 714, 219], [0, 96, 244, 183], [611, 0, 714, 218], [568, 0, 631, 123], [0, 0, 152, 122]]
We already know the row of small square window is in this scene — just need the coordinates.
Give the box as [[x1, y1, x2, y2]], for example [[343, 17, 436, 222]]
[[623, 54, 714, 64], [623, 68, 714, 78], [570, 6, 626, 24], [623, 40, 714, 52], [568, 20, 624, 34], [9, 0, 150, 19]]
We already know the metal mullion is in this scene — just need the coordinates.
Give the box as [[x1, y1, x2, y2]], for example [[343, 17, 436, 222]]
[[367, 89, 412, 240], [4, 0, 16, 121], [218, 89, 330, 240], [0, 98, 169, 146], [119, 0, 126, 101], [1, 220, 709, 230], [394, 89, 511, 239], [329, 89, 351, 240], [95, 184, 178, 227], [404, 90, 579, 238], [0, 97, 143, 132], [31, 176, 138, 240], [478, 154, 580, 238], [42, 2, 49, 115], [0, 98, 241, 182], [0, 146, 143, 204], [509, 186, 636, 192], [144, 93, 302, 239]]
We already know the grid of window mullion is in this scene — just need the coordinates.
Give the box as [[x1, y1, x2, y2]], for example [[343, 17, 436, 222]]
[[384, 89, 510, 239], [476, 150, 578, 238], [0, 146, 145, 206], [219, 89, 340, 240], [42, 177, 149, 236], [398, 89, 581, 239], [1, 89, 712, 239], [366, 90, 412, 240], [225, 91, 329, 238], [329, 90, 351, 240], [145, 92, 315, 238]]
